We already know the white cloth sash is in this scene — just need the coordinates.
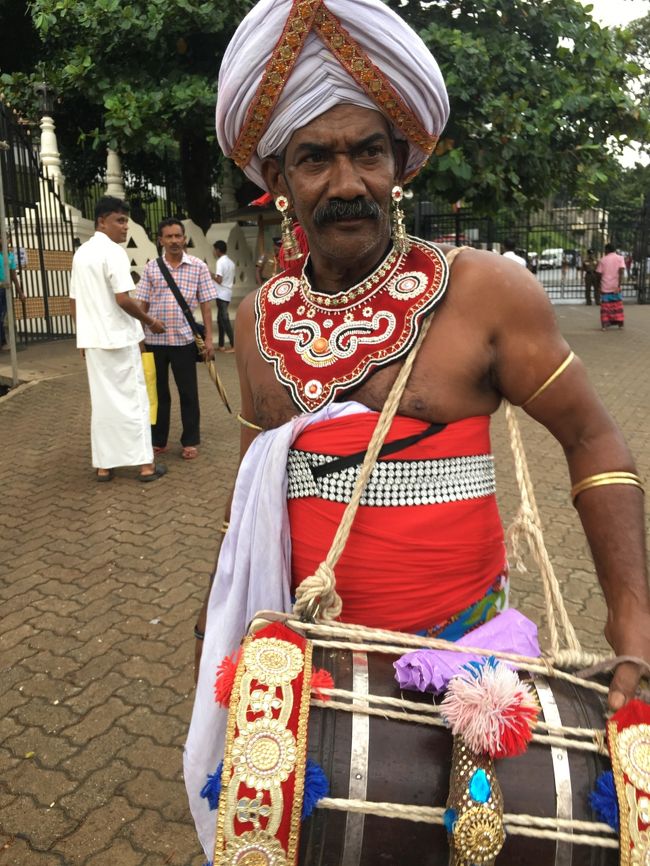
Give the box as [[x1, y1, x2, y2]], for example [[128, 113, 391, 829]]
[[184, 400, 369, 859]]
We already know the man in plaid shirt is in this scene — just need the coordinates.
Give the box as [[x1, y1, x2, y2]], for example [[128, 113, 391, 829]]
[[136, 218, 217, 460]]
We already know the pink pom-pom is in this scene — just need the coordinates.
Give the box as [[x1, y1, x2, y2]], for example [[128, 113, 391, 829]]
[[214, 649, 241, 707], [311, 668, 334, 701], [441, 658, 539, 758]]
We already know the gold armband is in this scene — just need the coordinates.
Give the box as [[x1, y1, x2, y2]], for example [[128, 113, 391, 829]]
[[571, 471, 644, 505], [219, 520, 230, 535], [236, 412, 263, 432], [522, 351, 576, 408]]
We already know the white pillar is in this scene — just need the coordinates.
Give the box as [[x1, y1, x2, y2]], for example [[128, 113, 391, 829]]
[[39, 114, 64, 196], [105, 148, 126, 199]]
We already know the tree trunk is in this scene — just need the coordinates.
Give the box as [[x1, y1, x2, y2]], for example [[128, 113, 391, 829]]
[[179, 130, 213, 231]]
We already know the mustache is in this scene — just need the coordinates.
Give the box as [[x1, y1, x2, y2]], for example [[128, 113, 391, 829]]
[[313, 197, 382, 226]]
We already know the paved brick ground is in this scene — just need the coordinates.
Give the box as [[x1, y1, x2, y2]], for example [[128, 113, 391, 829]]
[[1, 304, 649, 865]]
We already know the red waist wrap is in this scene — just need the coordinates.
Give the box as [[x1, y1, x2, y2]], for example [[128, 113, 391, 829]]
[[289, 412, 506, 633]]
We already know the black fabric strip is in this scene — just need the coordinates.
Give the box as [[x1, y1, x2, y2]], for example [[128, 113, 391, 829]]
[[311, 422, 447, 479]]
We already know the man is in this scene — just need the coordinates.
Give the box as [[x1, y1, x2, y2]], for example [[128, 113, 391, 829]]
[[212, 240, 235, 353], [501, 237, 526, 267], [69, 196, 167, 482], [597, 242, 626, 330], [185, 0, 649, 857], [582, 248, 601, 306], [0, 233, 26, 350], [136, 219, 217, 460]]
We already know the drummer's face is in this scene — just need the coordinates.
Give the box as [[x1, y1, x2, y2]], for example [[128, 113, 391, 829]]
[[264, 105, 403, 277]]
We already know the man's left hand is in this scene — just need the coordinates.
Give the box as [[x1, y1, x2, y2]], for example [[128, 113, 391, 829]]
[[605, 605, 650, 711], [203, 338, 215, 361]]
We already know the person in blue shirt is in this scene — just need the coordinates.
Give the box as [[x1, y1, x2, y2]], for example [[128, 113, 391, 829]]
[[0, 235, 26, 349]]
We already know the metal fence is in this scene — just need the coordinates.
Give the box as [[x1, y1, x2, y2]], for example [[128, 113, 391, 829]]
[[65, 167, 205, 241], [1, 103, 75, 341], [415, 200, 650, 304]]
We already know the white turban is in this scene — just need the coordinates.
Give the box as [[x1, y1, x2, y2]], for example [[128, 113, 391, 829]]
[[216, 0, 449, 190]]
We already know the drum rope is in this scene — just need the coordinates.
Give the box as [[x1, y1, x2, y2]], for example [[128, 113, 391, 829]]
[[313, 686, 608, 743], [308, 636, 612, 694], [315, 686, 605, 738], [310, 697, 608, 754], [504, 402, 583, 658], [315, 798, 618, 847]]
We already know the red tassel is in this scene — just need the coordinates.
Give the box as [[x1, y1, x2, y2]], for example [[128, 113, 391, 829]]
[[491, 702, 538, 758], [311, 668, 334, 701], [214, 649, 241, 706]]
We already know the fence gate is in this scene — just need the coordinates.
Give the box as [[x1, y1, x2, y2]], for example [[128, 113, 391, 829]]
[[1, 102, 75, 341], [418, 201, 650, 304]]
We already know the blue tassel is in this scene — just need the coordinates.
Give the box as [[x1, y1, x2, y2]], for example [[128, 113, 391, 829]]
[[202, 862, 212, 866], [302, 760, 330, 820], [200, 761, 224, 811], [443, 807, 457, 833], [589, 770, 619, 831]]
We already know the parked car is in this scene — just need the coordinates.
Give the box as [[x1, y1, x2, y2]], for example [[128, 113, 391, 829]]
[[539, 248, 564, 269]]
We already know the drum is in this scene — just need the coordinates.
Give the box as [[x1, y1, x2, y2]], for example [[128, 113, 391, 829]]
[[299, 646, 616, 866]]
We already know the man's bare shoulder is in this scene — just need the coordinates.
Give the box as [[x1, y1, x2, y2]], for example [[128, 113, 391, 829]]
[[439, 246, 556, 327]]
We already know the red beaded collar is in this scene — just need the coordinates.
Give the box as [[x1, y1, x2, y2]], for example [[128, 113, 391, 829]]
[[255, 239, 449, 412]]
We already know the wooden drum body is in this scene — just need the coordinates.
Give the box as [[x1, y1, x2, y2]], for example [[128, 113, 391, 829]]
[[300, 647, 615, 866]]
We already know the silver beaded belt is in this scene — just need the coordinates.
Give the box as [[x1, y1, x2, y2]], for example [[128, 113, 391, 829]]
[[286, 449, 496, 507]]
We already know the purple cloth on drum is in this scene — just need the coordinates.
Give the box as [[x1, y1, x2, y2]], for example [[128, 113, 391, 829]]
[[393, 608, 541, 694]]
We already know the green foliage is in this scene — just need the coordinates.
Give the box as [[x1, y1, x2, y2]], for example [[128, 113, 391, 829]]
[[1, 0, 649, 222], [390, 0, 650, 213]]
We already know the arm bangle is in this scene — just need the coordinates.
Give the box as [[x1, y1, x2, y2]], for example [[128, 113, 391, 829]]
[[237, 413, 263, 432], [522, 351, 576, 408], [571, 471, 644, 505], [194, 625, 205, 641], [219, 520, 230, 534]]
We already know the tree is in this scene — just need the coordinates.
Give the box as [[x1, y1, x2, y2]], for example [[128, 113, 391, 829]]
[[1, 0, 250, 229], [389, 0, 650, 214], [2, 0, 649, 224]]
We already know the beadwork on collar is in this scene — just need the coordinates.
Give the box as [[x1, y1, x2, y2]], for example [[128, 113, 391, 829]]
[[255, 238, 449, 412]]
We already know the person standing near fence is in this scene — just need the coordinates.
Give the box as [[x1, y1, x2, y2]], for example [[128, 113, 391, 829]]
[[136, 218, 217, 461], [212, 240, 235, 353], [0, 233, 25, 350], [582, 248, 601, 306], [69, 196, 167, 482], [597, 243, 625, 330]]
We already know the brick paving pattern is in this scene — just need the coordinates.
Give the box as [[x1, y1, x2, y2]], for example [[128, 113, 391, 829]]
[[1, 304, 649, 865]]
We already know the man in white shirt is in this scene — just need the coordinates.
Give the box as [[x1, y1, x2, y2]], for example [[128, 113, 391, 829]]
[[501, 237, 527, 267], [69, 196, 167, 482], [212, 240, 235, 353]]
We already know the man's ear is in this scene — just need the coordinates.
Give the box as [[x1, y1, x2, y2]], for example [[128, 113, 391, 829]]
[[261, 156, 289, 199]]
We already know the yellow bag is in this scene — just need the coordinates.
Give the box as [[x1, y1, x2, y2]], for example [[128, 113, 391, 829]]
[[142, 351, 158, 424]]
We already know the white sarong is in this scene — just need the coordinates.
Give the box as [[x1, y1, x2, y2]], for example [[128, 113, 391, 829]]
[[85, 344, 153, 468]]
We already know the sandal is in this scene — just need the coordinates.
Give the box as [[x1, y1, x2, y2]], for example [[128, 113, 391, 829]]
[[139, 464, 167, 482], [153, 445, 168, 455], [182, 446, 199, 460], [96, 469, 114, 483]]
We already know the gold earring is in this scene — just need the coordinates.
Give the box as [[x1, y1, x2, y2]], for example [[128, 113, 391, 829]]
[[275, 195, 302, 261], [391, 185, 410, 254]]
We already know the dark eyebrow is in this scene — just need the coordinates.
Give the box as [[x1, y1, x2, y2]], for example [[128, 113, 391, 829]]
[[293, 132, 389, 158]]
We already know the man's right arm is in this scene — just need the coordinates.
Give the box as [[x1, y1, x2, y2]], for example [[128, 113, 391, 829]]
[[115, 292, 165, 333], [485, 254, 649, 710]]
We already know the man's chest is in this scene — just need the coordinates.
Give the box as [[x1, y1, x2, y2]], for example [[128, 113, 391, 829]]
[[248, 314, 498, 430]]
